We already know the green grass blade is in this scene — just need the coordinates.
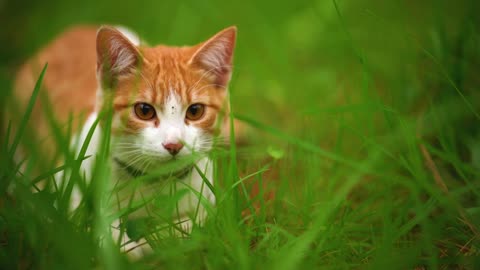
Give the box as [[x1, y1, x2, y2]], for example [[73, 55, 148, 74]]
[[9, 63, 48, 157]]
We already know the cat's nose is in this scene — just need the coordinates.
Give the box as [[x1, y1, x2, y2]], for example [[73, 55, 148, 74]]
[[162, 142, 184, 156]]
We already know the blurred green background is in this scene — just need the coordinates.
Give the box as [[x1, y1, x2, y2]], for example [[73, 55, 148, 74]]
[[2, 0, 480, 141], [1, 0, 480, 269]]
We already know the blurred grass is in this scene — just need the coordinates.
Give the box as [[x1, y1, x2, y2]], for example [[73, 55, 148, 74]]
[[1, 0, 480, 269]]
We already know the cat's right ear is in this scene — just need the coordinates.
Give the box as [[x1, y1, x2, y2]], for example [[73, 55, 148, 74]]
[[96, 26, 140, 88], [188, 26, 237, 88]]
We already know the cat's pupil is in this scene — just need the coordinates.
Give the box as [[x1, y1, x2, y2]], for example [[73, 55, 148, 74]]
[[141, 104, 150, 115], [134, 103, 155, 120], [185, 104, 205, 120], [189, 105, 199, 115]]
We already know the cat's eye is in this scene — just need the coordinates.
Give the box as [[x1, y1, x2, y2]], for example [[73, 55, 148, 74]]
[[186, 104, 205, 121], [134, 103, 156, 120]]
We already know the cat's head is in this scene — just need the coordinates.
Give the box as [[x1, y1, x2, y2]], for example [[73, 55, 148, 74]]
[[95, 26, 236, 171]]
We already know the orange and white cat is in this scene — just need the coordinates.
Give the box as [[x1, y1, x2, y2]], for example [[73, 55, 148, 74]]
[[13, 25, 237, 254]]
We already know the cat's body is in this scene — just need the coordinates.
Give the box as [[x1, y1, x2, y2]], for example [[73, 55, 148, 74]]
[[12, 25, 237, 254]]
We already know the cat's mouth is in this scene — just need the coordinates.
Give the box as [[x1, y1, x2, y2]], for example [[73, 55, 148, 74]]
[[113, 157, 193, 180]]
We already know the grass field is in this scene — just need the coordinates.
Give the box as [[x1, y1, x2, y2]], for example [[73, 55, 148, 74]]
[[1, 0, 480, 269]]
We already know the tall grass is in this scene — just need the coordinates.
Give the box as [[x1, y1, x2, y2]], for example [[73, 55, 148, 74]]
[[1, 0, 480, 269]]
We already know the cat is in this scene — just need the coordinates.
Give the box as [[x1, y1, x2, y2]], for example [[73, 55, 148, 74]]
[[12, 25, 237, 255]]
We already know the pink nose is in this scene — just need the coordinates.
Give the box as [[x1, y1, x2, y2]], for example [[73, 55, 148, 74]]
[[162, 142, 184, 156]]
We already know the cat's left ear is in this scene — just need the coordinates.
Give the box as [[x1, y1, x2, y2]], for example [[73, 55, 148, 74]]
[[189, 26, 237, 88]]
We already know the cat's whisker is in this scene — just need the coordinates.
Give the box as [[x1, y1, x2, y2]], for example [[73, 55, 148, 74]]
[[122, 153, 147, 169], [112, 145, 141, 148], [114, 142, 144, 146], [113, 143, 146, 149], [139, 158, 154, 175], [139, 154, 153, 170], [139, 71, 155, 96], [115, 150, 143, 155], [114, 144, 143, 147], [192, 83, 227, 94], [114, 147, 143, 152], [116, 152, 144, 159], [187, 64, 232, 94], [114, 146, 143, 151], [114, 147, 144, 152]]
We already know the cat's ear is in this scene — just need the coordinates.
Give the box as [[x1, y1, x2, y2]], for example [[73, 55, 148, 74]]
[[189, 26, 237, 87], [96, 26, 141, 88]]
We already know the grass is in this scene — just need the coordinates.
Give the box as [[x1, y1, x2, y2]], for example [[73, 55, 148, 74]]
[[1, 0, 480, 269]]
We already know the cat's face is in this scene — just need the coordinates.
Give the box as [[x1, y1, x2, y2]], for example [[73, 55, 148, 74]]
[[96, 26, 236, 172]]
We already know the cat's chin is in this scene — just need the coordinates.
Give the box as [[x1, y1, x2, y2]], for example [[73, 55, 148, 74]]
[[113, 155, 196, 179]]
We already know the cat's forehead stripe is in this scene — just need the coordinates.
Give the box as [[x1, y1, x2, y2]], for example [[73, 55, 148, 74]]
[[146, 57, 191, 106]]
